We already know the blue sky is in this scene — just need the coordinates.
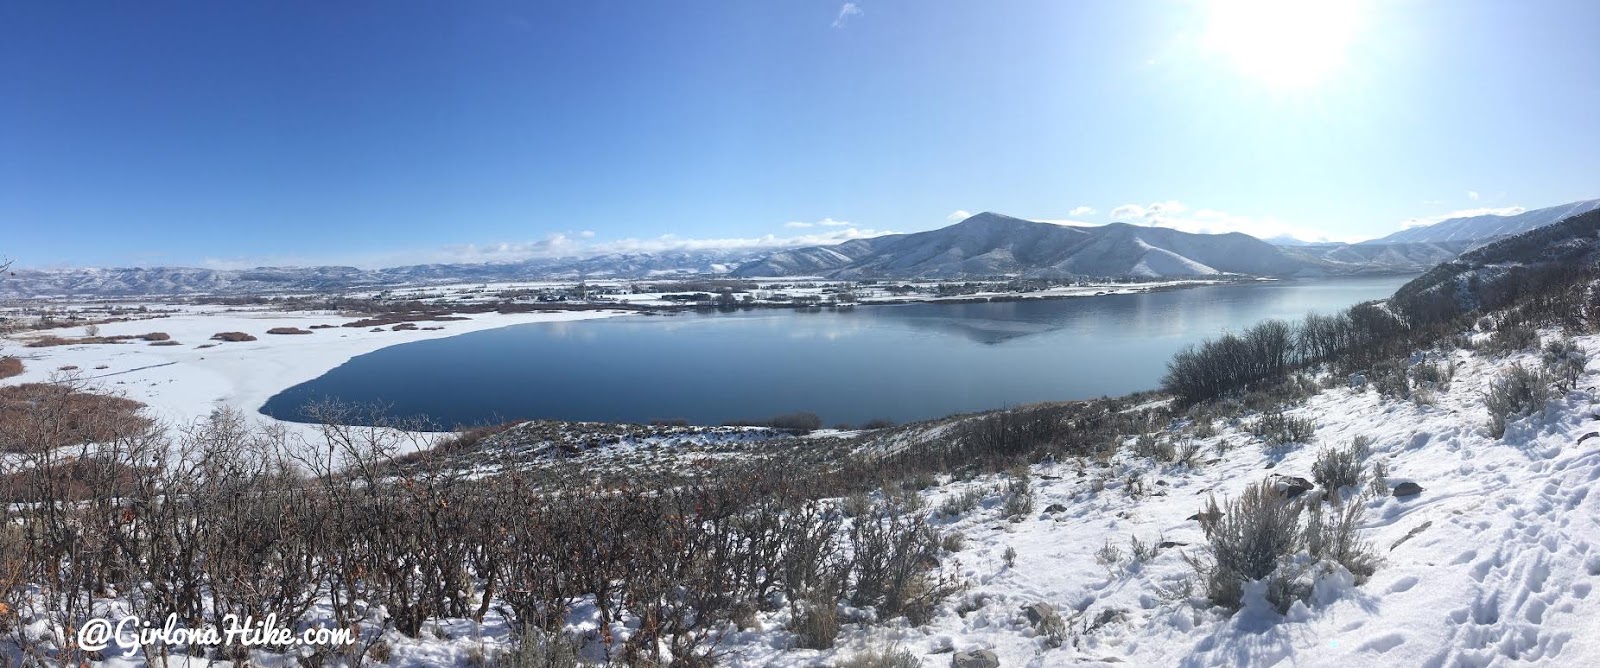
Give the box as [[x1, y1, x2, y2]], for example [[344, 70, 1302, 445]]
[[3, 1, 1598, 269]]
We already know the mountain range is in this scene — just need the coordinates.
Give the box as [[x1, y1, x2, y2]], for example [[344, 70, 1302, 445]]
[[1366, 199, 1600, 245], [3, 200, 1595, 297], [731, 212, 1472, 279]]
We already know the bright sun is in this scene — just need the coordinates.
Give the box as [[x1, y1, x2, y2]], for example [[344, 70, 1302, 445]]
[[1201, 0, 1366, 89]]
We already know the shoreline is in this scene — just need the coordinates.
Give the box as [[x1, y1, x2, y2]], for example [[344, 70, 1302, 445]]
[[0, 306, 632, 441]]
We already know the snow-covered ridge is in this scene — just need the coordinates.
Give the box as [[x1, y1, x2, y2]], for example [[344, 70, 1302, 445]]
[[1371, 198, 1600, 245], [733, 212, 1463, 280]]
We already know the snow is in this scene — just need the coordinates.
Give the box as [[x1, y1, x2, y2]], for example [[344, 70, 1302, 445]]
[[716, 333, 1600, 666], [8, 313, 1600, 666], [0, 304, 629, 438]]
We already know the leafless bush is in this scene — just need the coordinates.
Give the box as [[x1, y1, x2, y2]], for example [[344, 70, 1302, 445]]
[[1483, 364, 1556, 438], [0, 356, 21, 379], [492, 627, 580, 668], [1485, 324, 1538, 355], [833, 646, 921, 668], [1001, 474, 1034, 519], [1188, 482, 1378, 613], [1311, 438, 1368, 498], [1247, 410, 1315, 448], [210, 331, 257, 342], [1543, 337, 1587, 389], [1187, 483, 1302, 610]]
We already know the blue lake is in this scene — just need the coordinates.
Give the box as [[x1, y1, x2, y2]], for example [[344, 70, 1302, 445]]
[[260, 276, 1414, 428]]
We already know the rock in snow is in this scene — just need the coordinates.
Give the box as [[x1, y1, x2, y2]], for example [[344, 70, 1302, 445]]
[[951, 649, 1001, 668]]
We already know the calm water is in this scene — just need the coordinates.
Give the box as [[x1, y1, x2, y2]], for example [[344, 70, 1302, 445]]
[[261, 276, 1413, 427]]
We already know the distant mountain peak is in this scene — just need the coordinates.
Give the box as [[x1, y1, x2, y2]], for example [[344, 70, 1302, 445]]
[[1369, 199, 1600, 245]]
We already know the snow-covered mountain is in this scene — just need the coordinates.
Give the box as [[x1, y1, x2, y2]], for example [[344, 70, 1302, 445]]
[[1394, 206, 1600, 318], [733, 212, 1459, 279], [1368, 199, 1600, 245], [0, 250, 766, 298]]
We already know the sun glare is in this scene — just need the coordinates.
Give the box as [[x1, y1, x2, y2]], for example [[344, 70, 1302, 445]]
[[1202, 0, 1366, 89]]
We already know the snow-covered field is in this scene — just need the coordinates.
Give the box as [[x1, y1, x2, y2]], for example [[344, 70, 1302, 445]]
[[0, 304, 629, 438], [716, 336, 1600, 667]]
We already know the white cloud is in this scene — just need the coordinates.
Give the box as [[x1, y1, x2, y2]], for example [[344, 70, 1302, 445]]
[[1069, 205, 1096, 216], [1467, 190, 1480, 201], [786, 217, 853, 229], [1107, 200, 1343, 242], [947, 210, 973, 222], [1399, 206, 1525, 229], [832, 2, 861, 28]]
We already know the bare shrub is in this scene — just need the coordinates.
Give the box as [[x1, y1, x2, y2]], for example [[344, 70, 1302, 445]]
[[1187, 483, 1301, 610], [1543, 338, 1587, 389], [833, 647, 921, 668], [1483, 364, 1556, 438], [266, 327, 313, 335], [140, 332, 171, 341], [0, 356, 20, 380], [1188, 482, 1379, 613], [1485, 324, 1538, 355], [1247, 410, 1315, 448], [210, 331, 257, 342], [1311, 438, 1368, 498], [492, 628, 580, 668], [1370, 360, 1410, 400], [1001, 475, 1035, 519], [938, 487, 985, 518], [1368, 460, 1390, 498], [1303, 502, 1380, 584], [792, 595, 840, 650]]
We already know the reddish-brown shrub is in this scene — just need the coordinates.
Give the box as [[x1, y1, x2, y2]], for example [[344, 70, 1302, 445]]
[[210, 331, 258, 342], [141, 332, 171, 341], [0, 357, 20, 380], [266, 327, 313, 335]]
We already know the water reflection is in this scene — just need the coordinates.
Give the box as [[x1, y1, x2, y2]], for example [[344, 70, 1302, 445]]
[[260, 276, 1414, 427]]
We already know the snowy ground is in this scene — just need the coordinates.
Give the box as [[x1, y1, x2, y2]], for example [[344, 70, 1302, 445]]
[[720, 334, 1600, 667], [0, 304, 629, 440]]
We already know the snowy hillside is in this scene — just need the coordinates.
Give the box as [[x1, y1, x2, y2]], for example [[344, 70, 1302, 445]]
[[734, 212, 1464, 280], [1370, 199, 1600, 245]]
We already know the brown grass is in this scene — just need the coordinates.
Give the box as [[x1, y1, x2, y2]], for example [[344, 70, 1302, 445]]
[[0, 383, 150, 453], [267, 327, 313, 335], [210, 331, 258, 342], [26, 332, 170, 347], [149, 340, 182, 347], [0, 357, 20, 380], [0, 457, 151, 503]]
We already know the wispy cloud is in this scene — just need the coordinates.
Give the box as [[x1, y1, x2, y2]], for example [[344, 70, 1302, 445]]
[[946, 209, 973, 222], [832, 2, 862, 28], [1399, 206, 1525, 229], [1467, 190, 1481, 201], [1069, 205, 1096, 217], [1109, 200, 1344, 242], [785, 217, 853, 229]]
